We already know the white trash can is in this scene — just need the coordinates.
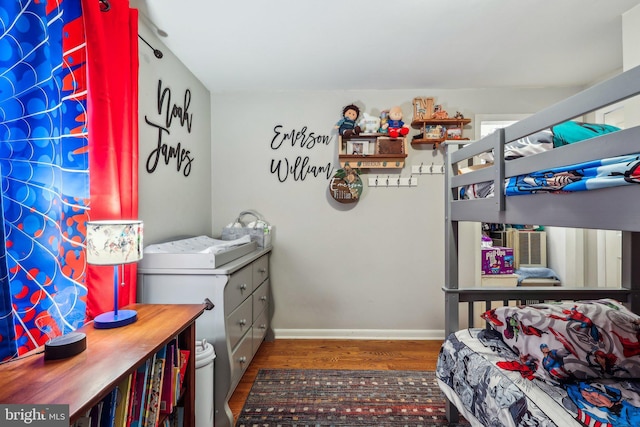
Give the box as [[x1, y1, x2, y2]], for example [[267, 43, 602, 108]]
[[195, 339, 215, 427]]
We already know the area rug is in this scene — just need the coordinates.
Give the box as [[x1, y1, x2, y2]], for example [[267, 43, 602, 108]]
[[236, 369, 469, 426]]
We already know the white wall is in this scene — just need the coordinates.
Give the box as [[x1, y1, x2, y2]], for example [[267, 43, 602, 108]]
[[623, 5, 640, 71], [210, 87, 580, 339], [137, 21, 212, 244], [623, 4, 640, 128], [548, 226, 586, 286]]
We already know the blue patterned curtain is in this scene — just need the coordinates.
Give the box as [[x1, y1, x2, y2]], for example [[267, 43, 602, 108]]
[[0, 0, 88, 359]]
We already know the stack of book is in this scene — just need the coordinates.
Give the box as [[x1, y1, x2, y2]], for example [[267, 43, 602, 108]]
[[72, 338, 191, 427]]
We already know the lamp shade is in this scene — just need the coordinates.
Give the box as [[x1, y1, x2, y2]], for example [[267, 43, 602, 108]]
[[86, 220, 144, 266]]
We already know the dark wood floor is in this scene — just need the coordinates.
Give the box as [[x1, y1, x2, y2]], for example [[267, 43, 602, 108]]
[[228, 338, 444, 422]]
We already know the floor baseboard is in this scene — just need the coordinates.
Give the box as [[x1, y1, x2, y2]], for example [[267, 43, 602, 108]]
[[273, 328, 445, 340]]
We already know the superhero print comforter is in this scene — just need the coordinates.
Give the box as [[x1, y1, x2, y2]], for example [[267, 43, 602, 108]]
[[460, 122, 640, 199], [462, 153, 640, 199], [437, 328, 640, 427]]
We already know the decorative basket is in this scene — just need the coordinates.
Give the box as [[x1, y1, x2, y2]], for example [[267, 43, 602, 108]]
[[221, 210, 273, 248]]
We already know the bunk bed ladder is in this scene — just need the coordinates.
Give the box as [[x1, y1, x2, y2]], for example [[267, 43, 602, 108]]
[[443, 142, 460, 423], [493, 128, 506, 212]]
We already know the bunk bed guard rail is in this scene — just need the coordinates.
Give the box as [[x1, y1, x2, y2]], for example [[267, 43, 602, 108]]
[[445, 63, 640, 229]]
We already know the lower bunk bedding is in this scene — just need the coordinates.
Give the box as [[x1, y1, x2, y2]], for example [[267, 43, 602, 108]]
[[437, 299, 640, 427]]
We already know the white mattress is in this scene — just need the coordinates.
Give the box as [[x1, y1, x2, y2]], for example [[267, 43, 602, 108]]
[[144, 235, 251, 255], [139, 235, 257, 270]]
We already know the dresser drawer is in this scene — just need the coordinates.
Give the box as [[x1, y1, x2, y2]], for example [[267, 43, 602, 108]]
[[227, 297, 252, 350], [252, 308, 269, 344], [224, 264, 253, 314], [252, 255, 269, 289], [252, 279, 269, 319], [230, 330, 253, 389]]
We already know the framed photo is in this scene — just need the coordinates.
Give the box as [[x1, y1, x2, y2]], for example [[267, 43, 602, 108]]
[[425, 125, 445, 140], [347, 140, 370, 155], [446, 127, 462, 140]]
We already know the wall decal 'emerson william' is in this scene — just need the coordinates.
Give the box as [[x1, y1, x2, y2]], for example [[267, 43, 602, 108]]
[[144, 80, 195, 177], [270, 124, 334, 182]]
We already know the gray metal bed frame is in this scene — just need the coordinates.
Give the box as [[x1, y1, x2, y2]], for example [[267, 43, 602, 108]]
[[443, 64, 640, 422]]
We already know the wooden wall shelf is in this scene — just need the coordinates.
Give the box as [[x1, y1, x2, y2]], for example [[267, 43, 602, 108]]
[[338, 135, 407, 169], [410, 118, 472, 129], [410, 118, 472, 148]]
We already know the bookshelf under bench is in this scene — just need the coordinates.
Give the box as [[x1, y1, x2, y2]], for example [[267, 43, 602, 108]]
[[0, 303, 205, 427]]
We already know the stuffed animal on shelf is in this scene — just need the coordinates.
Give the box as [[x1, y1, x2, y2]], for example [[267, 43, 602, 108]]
[[335, 104, 362, 137], [385, 106, 409, 138], [378, 110, 389, 134], [358, 112, 381, 134], [432, 104, 449, 119]]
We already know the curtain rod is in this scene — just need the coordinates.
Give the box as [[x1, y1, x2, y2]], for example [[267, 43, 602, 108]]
[[138, 35, 163, 59]]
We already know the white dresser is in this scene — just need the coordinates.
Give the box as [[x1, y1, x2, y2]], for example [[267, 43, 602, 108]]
[[137, 239, 272, 427]]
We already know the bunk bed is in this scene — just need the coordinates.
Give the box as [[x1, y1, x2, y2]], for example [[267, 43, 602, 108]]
[[439, 63, 640, 427]]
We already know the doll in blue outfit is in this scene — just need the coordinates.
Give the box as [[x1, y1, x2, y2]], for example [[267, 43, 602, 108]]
[[385, 106, 409, 138], [335, 104, 362, 137]]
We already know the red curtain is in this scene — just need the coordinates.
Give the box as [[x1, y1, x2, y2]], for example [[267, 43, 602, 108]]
[[82, 0, 139, 319]]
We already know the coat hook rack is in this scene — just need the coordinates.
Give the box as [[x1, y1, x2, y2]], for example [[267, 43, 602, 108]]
[[138, 35, 164, 59], [411, 163, 444, 175], [367, 175, 418, 188]]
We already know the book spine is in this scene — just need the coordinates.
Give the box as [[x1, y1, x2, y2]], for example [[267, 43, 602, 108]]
[[178, 349, 190, 392], [126, 370, 138, 427], [159, 340, 176, 415], [131, 358, 152, 427], [143, 346, 166, 427], [114, 374, 133, 427]]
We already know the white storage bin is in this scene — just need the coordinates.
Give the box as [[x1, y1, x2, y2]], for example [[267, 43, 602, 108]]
[[195, 339, 215, 427]]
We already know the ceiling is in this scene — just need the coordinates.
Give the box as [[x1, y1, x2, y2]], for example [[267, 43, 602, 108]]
[[131, 0, 640, 92]]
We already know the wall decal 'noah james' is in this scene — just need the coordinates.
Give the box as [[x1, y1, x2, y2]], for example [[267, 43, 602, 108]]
[[144, 80, 195, 177]]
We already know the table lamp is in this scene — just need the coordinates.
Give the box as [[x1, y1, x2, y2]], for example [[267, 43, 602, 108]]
[[86, 220, 143, 329]]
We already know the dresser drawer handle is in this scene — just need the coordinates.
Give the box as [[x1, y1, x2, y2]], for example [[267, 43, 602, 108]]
[[238, 319, 247, 327], [260, 296, 267, 302], [238, 356, 247, 364], [260, 324, 267, 330], [258, 268, 267, 274], [239, 283, 248, 291]]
